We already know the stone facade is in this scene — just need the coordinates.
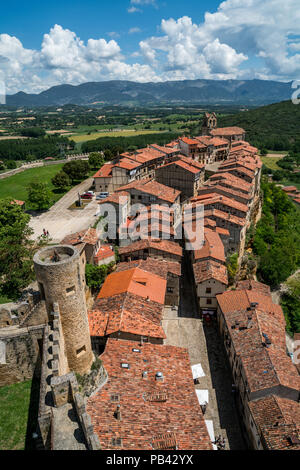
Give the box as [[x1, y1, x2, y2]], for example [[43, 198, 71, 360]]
[[34, 245, 93, 375]]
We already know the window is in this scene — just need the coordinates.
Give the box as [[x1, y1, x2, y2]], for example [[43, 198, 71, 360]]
[[66, 286, 75, 296], [111, 438, 122, 446], [206, 287, 212, 294], [39, 282, 45, 300], [207, 298, 212, 305], [76, 345, 86, 357], [110, 394, 120, 402], [167, 287, 174, 293]]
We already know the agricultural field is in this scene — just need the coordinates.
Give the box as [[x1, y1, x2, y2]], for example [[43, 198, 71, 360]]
[[0, 380, 32, 450], [70, 128, 167, 143]]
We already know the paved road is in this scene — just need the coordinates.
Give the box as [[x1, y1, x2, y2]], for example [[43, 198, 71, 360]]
[[29, 177, 99, 243]]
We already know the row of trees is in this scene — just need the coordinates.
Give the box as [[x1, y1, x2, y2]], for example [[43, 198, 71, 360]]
[[0, 135, 75, 161], [81, 131, 181, 155]]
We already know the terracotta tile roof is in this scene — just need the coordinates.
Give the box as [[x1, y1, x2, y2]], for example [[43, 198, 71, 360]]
[[11, 199, 25, 206], [191, 193, 248, 214], [179, 137, 200, 145], [116, 258, 181, 277], [193, 260, 228, 285], [116, 179, 181, 204], [248, 395, 300, 450], [98, 191, 129, 205], [86, 338, 213, 450], [61, 227, 99, 247], [119, 239, 183, 257], [210, 127, 245, 136], [98, 267, 167, 305], [115, 158, 141, 170], [150, 144, 179, 155], [209, 137, 229, 147], [217, 166, 255, 179], [209, 172, 252, 192], [216, 227, 230, 237], [216, 287, 300, 395], [236, 280, 271, 294], [94, 245, 115, 262], [159, 159, 204, 174], [194, 229, 225, 263], [178, 155, 205, 170], [282, 186, 298, 192], [203, 183, 252, 202], [94, 163, 114, 178]]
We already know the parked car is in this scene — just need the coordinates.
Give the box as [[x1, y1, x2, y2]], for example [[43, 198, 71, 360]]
[[85, 191, 95, 196], [96, 192, 109, 200], [81, 193, 93, 200]]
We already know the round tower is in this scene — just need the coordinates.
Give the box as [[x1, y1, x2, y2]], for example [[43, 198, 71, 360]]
[[33, 245, 93, 375]]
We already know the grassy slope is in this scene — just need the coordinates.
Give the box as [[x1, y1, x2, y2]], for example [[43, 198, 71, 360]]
[[0, 163, 64, 209], [218, 100, 300, 144], [261, 156, 282, 171], [0, 380, 32, 450]]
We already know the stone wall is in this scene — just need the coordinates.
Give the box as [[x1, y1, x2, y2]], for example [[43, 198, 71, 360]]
[[0, 325, 44, 386]]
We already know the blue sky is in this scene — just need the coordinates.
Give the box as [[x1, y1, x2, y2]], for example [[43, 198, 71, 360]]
[[0, 0, 299, 93]]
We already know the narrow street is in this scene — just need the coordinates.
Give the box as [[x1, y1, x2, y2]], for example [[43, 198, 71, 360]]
[[162, 250, 246, 450]]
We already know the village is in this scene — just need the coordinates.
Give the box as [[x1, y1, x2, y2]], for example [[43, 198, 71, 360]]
[[0, 112, 299, 452]]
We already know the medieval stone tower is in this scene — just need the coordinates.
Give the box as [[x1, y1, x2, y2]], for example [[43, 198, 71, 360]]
[[33, 245, 93, 375], [201, 112, 217, 135]]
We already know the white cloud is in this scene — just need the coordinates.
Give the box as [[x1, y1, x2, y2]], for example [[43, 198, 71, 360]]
[[1, 0, 300, 94], [127, 7, 141, 13], [129, 27, 142, 34], [138, 0, 300, 81]]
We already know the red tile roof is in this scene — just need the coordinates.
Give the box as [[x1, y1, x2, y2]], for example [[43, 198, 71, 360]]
[[116, 179, 181, 204], [194, 229, 225, 263], [98, 267, 167, 305], [98, 191, 129, 205], [119, 239, 183, 258], [216, 287, 300, 395], [248, 395, 300, 450], [116, 258, 181, 277], [86, 338, 213, 450], [191, 193, 249, 214], [179, 137, 200, 146], [61, 227, 99, 247], [94, 163, 114, 178], [193, 260, 228, 285], [94, 245, 115, 262], [210, 127, 245, 136]]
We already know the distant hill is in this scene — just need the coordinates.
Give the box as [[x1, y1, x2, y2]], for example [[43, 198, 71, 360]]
[[218, 100, 300, 150], [5, 79, 293, 107]]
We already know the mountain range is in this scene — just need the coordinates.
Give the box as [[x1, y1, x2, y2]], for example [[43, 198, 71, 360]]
[[6, 79, 293, 107]]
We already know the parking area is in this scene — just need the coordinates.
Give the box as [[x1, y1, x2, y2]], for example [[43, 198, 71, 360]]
[[29, 177, 100, 243]]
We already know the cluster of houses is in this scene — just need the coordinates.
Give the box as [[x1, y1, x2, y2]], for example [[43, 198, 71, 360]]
[[282, 185, 300, 206], [55, 114, 299, 450]]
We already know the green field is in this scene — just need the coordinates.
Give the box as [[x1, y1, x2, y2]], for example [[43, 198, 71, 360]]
[[0, 163, 65, 210], [70, 129, 166, 143], [261, 156, 282, 171], [0, 380, 32, 450]]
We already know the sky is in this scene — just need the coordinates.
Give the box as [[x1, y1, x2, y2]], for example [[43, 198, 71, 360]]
[[0, 0, 300, 94]]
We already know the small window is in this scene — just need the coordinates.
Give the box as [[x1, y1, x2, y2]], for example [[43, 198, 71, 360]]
[[66, 286, 76, 296], [111, 438, 122, 446], [76, 345, 86, 357], [110, 394, 120, 402], [207, 298, 212, 305], [206, 287, 212, 294], [167, 287, 174, 293], [121, 363, 130, 369]]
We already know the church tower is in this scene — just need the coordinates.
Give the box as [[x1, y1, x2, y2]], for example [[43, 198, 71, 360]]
[[201, 112, 217, 136]]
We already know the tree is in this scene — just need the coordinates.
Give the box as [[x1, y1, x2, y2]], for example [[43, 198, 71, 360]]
[[0, 199, 34, 299], [63, 160, 90, 183], [85, 262, 114, 291], [51, 171, 70, 191], [27, 180, 52, 211], [226, 253, 239, 285], [88, 152, 104, 170], [26, 154, 36, 162], [6, 160, 17, 169]]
